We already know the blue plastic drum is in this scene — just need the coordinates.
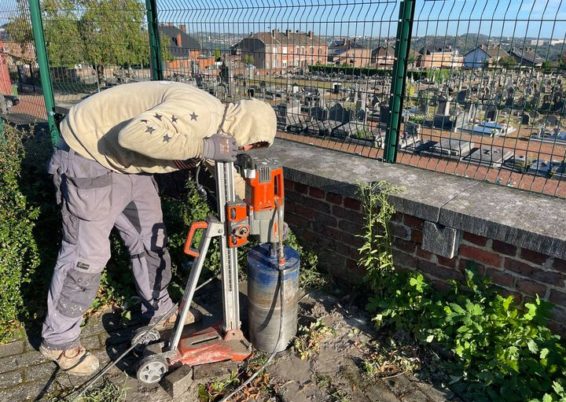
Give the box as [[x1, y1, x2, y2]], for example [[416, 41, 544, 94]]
[[247, 244, 300, 353]]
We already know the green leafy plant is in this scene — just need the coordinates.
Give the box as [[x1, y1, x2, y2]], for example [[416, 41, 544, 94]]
[[0, 124, 41, 341], [357, 181, 566, 402], [293, 318, 334, 360]]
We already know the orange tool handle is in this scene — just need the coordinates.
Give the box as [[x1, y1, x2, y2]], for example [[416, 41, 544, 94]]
[[184, 221, 208, 257]]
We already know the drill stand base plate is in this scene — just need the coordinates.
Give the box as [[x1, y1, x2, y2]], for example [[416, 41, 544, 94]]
[[171, 326, 252, 367]]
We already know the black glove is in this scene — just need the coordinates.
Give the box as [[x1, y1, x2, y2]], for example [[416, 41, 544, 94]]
[[202, 134, 238, 162]]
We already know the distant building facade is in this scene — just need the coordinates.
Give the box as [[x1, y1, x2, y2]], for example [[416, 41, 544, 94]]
[[509, 47, 544, 67], [159, 24, 215, 72], [371, 46, 395, 67], [463, 44, 509, 68], [233, 29, 328, 70], [328, 39, 370, 67], [416, 46, 463, 69]]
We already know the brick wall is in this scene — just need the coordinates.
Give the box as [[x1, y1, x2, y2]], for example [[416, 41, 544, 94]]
[[284, 179, 566, 334]]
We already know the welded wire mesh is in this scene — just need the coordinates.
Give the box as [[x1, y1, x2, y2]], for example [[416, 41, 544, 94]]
[[1, 0, 47, 124], [34, 0, 154, 109], [155, 0, 566, 198], [156, 0, 399, 151], [401, 0, 566, 198], [12, 0, 566, 198]]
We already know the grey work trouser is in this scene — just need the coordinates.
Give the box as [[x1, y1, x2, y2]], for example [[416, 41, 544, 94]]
[[41, 149, 174, 349]]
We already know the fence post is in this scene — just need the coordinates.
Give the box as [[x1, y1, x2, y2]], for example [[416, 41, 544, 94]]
[[145, 0, 164, 80], [384, 0, 415, 163], [28, 0, 61, 147]]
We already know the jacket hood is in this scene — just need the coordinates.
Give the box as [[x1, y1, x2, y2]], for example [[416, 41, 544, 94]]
[[222, 99, 277, 147]]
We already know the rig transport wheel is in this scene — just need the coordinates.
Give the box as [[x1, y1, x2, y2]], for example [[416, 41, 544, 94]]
[[136, 355, 168, 385], [131, 327, 161, 351]]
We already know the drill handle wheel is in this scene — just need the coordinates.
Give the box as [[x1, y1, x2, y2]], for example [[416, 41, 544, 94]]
[[184, 221, 209, 257]]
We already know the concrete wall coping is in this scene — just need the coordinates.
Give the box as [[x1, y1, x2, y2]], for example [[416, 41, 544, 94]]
[[251, 139, 566, 260]]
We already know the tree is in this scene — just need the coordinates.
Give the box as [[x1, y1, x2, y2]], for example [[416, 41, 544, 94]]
[[497, 56, 517, 69], [213, 48, 222, 62], [242, 54, 254, 65], [77, 0, 147, 84]]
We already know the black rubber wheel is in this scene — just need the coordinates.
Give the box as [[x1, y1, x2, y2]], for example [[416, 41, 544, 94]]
[[131, 327, 161, 348], [136, 355, 168, 385]]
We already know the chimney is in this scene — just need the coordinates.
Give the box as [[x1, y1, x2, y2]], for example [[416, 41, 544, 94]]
[[177, 32, 182, 47], [308, 31, 313, 39], [179, 24, 186, 32], [271, 29, 276, 37]]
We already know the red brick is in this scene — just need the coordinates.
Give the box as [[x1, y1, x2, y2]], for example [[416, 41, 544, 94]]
[[417, 259, 464, 282], [312, 212, 338, 228], [325, 192, 342, 205], [403, 215, 424, 230], [390, 222, 410, 240], [344, 197, 361, 211], [484, 268, 515, 288], [332, 205, 363, 223], [458, 258, 484, 272], [463, 232, 488, 246], [516, 280, 547, 297], [549, 290, 566, 306], [504, 258, 535, 276], [284, 180, 295, 191], [520, 249, 549, 265], [460, 245, 502, 268], [492, 240, 517, 256], [309, 186, 325, 199], [391, 212, 403, 223], [392, 250, 417, 269], [437, 255, 457, 268], [346, 258, 358, 272], [498, 288, 522, 303], [411, 229, 423, 244], [303, 197, 331, 214], [338, 220, 363, 234], [294, 182, 308, 194], [289, 202, 316, 220], [553, 258, 566, 273], [416, 248, 433, 260], [531, 271, 565, 286], [393, 238, 417, 254]]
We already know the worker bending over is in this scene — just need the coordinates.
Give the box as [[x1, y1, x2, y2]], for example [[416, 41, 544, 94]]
[[40, 81, 277, 376]]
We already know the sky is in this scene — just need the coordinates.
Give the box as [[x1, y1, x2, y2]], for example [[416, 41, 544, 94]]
[[1, 0, 565, 42]]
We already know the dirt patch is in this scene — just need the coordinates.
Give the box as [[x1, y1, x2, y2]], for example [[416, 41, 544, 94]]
[[95, 289, 457, 402]]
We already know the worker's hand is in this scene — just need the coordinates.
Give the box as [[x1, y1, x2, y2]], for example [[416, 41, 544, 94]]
[[202, 134, 238, 162]]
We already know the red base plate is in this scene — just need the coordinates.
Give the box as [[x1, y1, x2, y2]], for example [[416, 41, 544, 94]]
[[170, 326, 252, 367]]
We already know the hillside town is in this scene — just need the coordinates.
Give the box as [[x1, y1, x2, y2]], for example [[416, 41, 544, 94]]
[[2, 25, 566, 180]]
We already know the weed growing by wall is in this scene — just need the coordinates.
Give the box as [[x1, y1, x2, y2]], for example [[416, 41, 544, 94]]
[[358, 182, 566, 402]]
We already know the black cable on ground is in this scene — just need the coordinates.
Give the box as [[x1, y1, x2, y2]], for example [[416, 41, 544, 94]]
[[66, 275, 216, 401]]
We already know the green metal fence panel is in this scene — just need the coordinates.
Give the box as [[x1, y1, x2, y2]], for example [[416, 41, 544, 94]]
[[384, 0, 415, 163], [29, 0, 60, 145], [1, 0, 49, 126], [15, 0, 566, 198]]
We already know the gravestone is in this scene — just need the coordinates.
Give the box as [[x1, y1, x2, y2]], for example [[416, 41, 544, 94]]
[[421, 138, 475, 159], [521, 113, 531, 125], [328, 103, 352, 123], [463, 147, 514, 168], [310, 106, 329, 121], [456, 89, 469, 104], [545, 115, 559, 127], [485, 106, 498, 121], [418, 94, 429, 114], [379, 105, 390, 124]]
